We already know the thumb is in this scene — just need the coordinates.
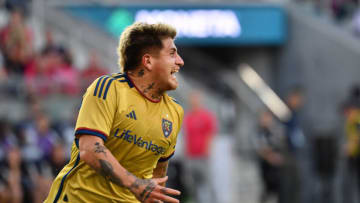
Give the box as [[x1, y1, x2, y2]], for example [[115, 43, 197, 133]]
[[155, 176, 168, 184]]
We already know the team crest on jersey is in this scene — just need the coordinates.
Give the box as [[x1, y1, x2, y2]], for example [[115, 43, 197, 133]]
[[162, 119, 173, 138]]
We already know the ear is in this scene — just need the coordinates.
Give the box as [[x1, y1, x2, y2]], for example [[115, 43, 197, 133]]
[[142, 54, 152, 71]]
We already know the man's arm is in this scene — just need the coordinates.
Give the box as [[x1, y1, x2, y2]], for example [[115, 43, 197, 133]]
[[79, 135, 180, 203], [153, 161, 169, 187]]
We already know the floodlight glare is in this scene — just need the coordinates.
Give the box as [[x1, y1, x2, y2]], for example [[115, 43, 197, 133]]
[[239, 64, 291, 122]]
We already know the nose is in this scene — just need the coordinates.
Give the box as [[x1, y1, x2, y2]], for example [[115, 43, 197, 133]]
[[176, 54, 184, 67]]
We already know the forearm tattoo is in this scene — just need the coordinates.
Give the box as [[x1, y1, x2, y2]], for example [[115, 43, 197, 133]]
[[94, 142, 107, 157], [130, 177, 152, 189], [94, 142, 158, 200], [140, 181, 156, 201], [128, 172, 158, 201], [98, 159, 125, 186]]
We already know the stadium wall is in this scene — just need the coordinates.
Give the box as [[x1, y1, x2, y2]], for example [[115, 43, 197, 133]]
[[276, 3, 360, 131]]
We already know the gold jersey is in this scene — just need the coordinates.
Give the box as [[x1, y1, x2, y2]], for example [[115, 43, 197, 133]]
[[44, 73, 183, 203], [346, 109, 360, 157]]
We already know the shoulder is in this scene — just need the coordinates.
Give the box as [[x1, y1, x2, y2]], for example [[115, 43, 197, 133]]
[[165, 95, 184, 115], [87, 73, 134, 96], [89, 72, 134, 87], [109, 72, 134, 88], [166, 95, 182, 107], [170, 97, 181, 105], [108, 72, 135, 91]]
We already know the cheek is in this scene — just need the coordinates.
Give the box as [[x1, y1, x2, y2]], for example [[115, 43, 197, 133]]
[[159, 61, 172, 75], [152, 58, 173, 77], [152, 65, 168, 81]]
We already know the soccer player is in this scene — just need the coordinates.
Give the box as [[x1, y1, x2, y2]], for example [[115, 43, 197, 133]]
[[44, 22, 184, 203]]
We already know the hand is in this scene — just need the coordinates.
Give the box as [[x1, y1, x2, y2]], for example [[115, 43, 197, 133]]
[[128, 176, 180, 203]]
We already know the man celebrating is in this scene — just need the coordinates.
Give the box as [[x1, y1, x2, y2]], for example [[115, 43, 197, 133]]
[[45, 22, 184, 203]]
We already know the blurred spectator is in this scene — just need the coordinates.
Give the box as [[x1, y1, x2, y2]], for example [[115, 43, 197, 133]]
[[25, 46, 79, 96], [52, 108, 78, 159], [0, 119, 23, 203], [311, 131, 338, 203], [25, 48, 58, 96], [53, 47, 79, 95], [15, 98, 62, 202], [254, 111, 285, 203], [341, 85, 360, 203], [343, 86, 360, 161], [183, 90, 218, 203], [13, 96, 42, 202], [42, 29, 60, 52], [280, 87, 306, 203], [283, 87, 306, 152], [48, 142, 67, 176], [34, 113, 59, 162], [80, 50, 109, 91], [0, 8, 33, 75]]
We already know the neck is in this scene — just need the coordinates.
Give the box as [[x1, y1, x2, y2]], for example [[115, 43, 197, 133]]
[[127, 69, 164, 102]]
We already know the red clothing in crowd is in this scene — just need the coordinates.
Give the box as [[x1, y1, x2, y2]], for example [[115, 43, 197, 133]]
[[79, 62, 109, 91], [184, 108, 217, 158], [80, 64, 108, 81]]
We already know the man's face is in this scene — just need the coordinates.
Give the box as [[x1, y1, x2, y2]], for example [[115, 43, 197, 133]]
[[150, 37, 184, 91]]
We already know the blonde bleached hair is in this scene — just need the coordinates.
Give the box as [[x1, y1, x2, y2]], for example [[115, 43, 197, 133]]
[[117, 22, 177, 72]]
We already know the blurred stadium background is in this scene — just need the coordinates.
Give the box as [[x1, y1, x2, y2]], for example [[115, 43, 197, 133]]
[[1, 0, 360, 203]]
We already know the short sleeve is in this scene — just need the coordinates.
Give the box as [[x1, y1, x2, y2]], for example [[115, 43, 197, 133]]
[[75, 76, 117, 142], [158, 137, 177, 162]]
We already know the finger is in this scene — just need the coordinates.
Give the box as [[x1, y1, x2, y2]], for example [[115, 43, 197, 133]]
[[151, 192, 179, 203], [158, 186, 181, 196], [154, 176, 168, 185], [146, 199, 162, 203]]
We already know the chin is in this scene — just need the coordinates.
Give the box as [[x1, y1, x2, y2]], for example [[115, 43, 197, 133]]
[[165, 79, 178, 91], [171, 81, 179, 90]]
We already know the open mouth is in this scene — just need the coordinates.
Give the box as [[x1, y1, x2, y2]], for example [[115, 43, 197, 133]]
[[170, 70, 178, 79]]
